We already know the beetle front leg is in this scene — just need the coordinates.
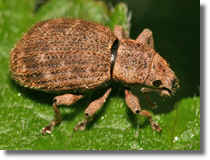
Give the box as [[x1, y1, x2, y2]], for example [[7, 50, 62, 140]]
[[136, 29, 154, 49], [74, 88, 112, 131], [42, 94, 84, 134], [124, 89, 161, 132]]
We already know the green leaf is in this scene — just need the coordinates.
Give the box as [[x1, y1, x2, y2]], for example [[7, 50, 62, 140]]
[[0, 0, 200, 150], [169, 97, 200, 150]]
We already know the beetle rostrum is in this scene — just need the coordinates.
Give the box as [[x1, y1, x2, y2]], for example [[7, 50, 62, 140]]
[[10, 18, 179, 134]]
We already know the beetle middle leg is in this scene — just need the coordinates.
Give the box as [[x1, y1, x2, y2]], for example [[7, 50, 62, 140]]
[[114, 25, 128, 40], [74, 88, 112, 131], [124, 89, 161, 132], [136, 29, 154, 49], [42, 94, 84, 134]]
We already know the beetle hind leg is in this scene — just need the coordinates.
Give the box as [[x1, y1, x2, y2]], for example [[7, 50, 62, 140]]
[[124, 89, 161, 132], [42, 94, 84, 134], [74, 88, 112, 131]]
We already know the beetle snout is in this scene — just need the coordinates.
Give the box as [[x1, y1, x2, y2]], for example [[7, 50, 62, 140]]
[[160, 77, 179, 97], [171, 77, 179, 94]]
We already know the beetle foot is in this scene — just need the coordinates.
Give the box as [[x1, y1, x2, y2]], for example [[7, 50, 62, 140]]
[[149, 118, 162, 132], [139, 110, 161, 132], [42, 125, 53, 135], [42, 121, 56, 135], [74, 120, 88, 131]]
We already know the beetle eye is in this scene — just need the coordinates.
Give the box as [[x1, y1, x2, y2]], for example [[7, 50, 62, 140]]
[[152, 80, 162, 87]]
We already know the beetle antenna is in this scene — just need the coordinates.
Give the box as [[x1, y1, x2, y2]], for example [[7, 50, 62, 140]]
[[141, 87, 160, 93], [143, 92, 157, 109], [141, 87, 161, 108]]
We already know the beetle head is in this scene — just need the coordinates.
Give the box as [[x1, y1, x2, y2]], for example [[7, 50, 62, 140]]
[[144, 53, 179, 97]]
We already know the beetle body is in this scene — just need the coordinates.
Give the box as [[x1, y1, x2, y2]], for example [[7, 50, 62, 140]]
[[10, 18, 179, 134]]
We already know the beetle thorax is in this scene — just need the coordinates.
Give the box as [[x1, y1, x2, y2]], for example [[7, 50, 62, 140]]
[[112, 39, 156, 87]]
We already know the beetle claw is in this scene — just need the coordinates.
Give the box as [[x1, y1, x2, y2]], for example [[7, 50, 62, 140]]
[[42, 126, 52, 135], [74, 120, 88, 131], [149, 118, 162, 132]]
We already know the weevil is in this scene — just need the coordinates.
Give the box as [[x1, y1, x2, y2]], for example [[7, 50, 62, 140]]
[[10, 18, 179, 134]]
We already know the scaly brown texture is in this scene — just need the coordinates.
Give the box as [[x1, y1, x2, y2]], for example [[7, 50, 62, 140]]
[[10, 18, 117, 93], [113, 39, 156, 87]]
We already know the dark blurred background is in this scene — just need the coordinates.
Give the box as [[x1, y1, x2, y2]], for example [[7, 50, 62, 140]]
[[103, 0, 200, 113]]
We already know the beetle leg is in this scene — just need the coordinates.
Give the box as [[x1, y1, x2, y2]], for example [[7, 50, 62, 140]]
[[136, 29, 154, 49], [124, 89, 141, 114], [124, 89, 161, 132], [114, 25, 127, 40], [42, 94, 84, 134], [139, 110, 162, 132], [74, 88, 112, 131]]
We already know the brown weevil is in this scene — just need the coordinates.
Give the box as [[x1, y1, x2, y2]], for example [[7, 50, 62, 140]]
[[10, 18, 179, 134]]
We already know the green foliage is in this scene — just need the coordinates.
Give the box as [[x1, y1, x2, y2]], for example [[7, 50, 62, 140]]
[[0, 0, 200, 150]]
